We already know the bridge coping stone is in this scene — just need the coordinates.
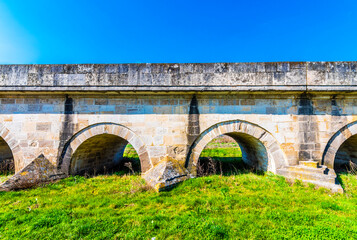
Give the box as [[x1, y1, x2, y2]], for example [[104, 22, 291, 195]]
[[0, 62, 357, 91]]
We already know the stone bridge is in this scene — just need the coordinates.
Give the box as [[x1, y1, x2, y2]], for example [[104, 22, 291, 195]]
[[1, 62, 357, 192]]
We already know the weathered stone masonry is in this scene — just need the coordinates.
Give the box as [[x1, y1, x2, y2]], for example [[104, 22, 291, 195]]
[[1, 62, 357, 192]]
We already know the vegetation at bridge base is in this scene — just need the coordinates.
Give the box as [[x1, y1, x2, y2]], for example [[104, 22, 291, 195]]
[[0, 158, 15, 183], [0, 172, 356, 240], [198, 145, 244, 176], [0, 174, 12, 183]]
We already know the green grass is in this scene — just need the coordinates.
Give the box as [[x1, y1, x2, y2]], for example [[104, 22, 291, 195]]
[[1, 142, 356, 239], [200, 147, 242, 159], [199, 143, 244, 176], [124, 140, 242, 160], [0, 173, 357, 239], [0, 174, 12, 183], [123, 144, 139, 159]]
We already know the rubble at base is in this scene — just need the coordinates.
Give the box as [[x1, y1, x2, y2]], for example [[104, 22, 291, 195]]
[[0, 155, 66, 191], [142, 156, 192, 192]]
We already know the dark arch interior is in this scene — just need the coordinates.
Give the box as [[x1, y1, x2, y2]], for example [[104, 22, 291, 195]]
[[0, 138, 14, 175], [197, 133, 268, 176], [70, 134, 141, 175], [334, 134, 357, 173]]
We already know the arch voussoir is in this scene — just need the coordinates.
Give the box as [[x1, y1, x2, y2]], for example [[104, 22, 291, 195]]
[[226, 123, 234, 133], [347, 124, 357, 134], [70, 138, 82, 152], [113, 126, 121, 135], [77, 133, 87, 144], [341, 128, 352, 139], [130, 137, 144, 152], [117, 127, 129, 139], [139, 151, 151, 172], [246, 124, 256, 137], [200, 135, 211, 147], [107, 125, 117, 135]]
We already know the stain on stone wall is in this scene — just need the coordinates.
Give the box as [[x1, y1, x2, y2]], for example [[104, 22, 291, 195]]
[[187, 95, 200, 145], [57, 95, 75, 172], [297, 93, 319, 161], [330, 95, 350, 171], [185, 95, 201, 166]]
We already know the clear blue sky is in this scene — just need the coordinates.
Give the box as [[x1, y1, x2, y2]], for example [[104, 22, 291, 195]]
[[0, 0, 356, 64]]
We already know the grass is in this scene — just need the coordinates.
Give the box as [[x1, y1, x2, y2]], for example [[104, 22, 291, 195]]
[[198, 140, 244, 176], [123, 144, 140, 159], [0, 158, 14, 183], [1, 140, 356, 239], [0, 173, 356, 239], [200, 147, 242, 159], [0, 174, 12, 183]]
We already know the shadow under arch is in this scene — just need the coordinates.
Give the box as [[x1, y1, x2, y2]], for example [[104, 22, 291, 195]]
[[186, 120, 288, 175], [322, 120, 357, 170], [58, 122, 151, 175], [0, 125, 23, 172]]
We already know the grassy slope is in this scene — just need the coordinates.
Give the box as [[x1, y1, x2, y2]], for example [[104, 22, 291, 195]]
[[1, 142, 356, 239], [0, 173, 356, 240]]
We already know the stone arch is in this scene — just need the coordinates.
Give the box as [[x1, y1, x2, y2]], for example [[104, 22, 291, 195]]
[[322, 121, 357, 170], [0, 125, 23, 172], [186, 120, 288, 175], [58, 123, 151, 175]]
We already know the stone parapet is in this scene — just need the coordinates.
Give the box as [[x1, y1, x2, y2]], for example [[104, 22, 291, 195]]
[[0, 62, 356, 92]]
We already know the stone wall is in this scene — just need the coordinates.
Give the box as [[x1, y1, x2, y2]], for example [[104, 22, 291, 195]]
[[0, 92, 355, 175]]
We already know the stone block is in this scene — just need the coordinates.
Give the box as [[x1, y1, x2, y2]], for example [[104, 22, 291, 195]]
[[142, 156, 191, 192], [1, 98, 15, 104], [0, 155, 66, 191], [138, 152, 151, 173], [148, 146, 167, 158], [94, 99, 108, 105], [277, 63, 290, 72], [36, 123, 51, 131], [28, 104, 42, 112], [255, 73, 273, 85], [285, 70, 305, 85], [266, 107, 277, 114], [273, 72, 285, 85], [38, 140, 54, 148]]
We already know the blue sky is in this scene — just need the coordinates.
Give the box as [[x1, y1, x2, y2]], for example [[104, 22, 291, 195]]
[[0, 0, 356, 64]]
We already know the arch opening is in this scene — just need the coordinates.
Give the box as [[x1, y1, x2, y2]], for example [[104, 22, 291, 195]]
[[0, 137, 14, 177], [70, 134, 141, 176], [187, 120, 287, 176], [59, 123, 151, 176], [197, 133, 269, 176], [334, 134, 357, 173], [322, 121, 357, 171]]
